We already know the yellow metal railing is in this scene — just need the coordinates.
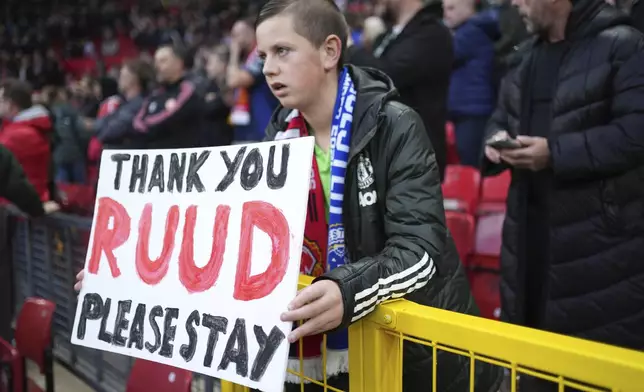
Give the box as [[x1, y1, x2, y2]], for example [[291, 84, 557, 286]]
[[221, 275, 644, 391]]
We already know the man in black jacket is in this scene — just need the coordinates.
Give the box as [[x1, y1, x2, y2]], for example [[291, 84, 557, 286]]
[[344, 0, 453, 180], [483, 0, 644, 387], [132, 43, 205, 149], [256, 0, 500, 390]]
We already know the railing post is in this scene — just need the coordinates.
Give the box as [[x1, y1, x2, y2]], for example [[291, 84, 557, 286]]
[[354, 305, 402, 392]]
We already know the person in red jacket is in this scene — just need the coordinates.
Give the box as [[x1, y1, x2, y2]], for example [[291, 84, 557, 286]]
[[0, 79, 53, 201]]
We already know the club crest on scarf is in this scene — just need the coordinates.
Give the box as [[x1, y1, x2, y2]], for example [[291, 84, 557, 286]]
[[301, 237, 324, 277]]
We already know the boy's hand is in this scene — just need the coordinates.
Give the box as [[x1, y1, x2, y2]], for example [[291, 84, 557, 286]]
[[74, 270, 84, 292], [281, 280, 344, 343]]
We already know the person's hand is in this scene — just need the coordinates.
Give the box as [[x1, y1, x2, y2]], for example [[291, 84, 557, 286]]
[[74, 270, 84, 291], [484, 130, 509, 164], [500, 135, 551, 171], [280, 280, 344, 343], [43, 201, 60, 214]]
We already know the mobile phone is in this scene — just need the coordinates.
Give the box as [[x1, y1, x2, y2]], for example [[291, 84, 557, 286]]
[[486, 134, 521, 150]]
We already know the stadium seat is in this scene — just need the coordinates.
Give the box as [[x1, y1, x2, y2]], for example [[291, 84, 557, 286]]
[[470, 212, 504, 270], [467, 213, 504, 320], [478, 170, 511, 215], [445, 211, 475, 265], [126, 359, 192, 392], [0, 298, 56, 392], [442, 165, 481, 215], [467, 269, 501, 320]]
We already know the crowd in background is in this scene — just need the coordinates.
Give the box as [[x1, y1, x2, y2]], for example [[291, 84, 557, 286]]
[[0, 0, 527, 188]]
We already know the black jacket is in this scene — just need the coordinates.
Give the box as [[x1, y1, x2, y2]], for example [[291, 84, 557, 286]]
[[0, 145, 44, 217], [483, 0, 644, 350], [266, 65, 501, 392], [202, 80, 233, 147], [346, 5, 453, 180], [96, 95, 145, 148], [132, 76, 204, 149]]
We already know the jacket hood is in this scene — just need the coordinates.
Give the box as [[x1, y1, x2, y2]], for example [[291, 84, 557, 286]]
[[567, 0, 630, 39], [266, 65, 398, 148], [11, 105, 53, 132], [469, 9, 501, 40]]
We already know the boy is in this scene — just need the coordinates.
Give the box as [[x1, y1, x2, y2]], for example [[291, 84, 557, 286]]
[[257, 0, 501, 390]]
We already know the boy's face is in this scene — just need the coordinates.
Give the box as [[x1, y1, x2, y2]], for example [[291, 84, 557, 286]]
[[256, 14, 335, 111]]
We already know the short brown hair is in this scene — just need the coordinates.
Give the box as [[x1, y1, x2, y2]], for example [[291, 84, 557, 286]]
[[256, 0, 348, 69], [0, 79, 33, 111], [122, 58, 155, 92]]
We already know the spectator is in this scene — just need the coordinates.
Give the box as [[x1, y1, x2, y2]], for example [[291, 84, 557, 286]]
[[255, 0, 500, 390], [226, 18, 279, 143], [443, 0, 500, 167], [48, 87, 90, 184], [42, 49, 65, 86], [0, 79, 54, 201], [17, 54, 35, 84], [203, 45, 234, 146], [94, 58, 153, 147], [101, 26, 121, 56], [132, 43, 204, 148], [346, 0, 454, 180], [483, 0, 644, 389]]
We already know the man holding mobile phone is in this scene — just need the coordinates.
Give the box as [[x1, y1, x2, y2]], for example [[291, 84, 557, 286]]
[[481, 0, 644, 387], [484, 130, 550, 171]]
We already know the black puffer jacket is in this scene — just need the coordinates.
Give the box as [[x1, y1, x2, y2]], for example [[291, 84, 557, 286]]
[[266, 65, 501, 392], [484, 0, 644, 349]]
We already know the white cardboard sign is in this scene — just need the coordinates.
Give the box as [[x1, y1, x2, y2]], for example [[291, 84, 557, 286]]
[[71, 137, 315, 392]]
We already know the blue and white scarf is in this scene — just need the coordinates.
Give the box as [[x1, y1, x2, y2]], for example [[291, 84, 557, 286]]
[[325, 67, 355, 363]]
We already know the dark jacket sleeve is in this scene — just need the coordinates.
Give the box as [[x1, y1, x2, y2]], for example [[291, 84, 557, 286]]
[[133, 80, 202, 138], [481, 76, 513, 176], [346, 23, 453, 90], [549, 41, 644, 180], [0, 145, 44, 217], [96, 98, 143, 143], [316, 107, 446, 327]]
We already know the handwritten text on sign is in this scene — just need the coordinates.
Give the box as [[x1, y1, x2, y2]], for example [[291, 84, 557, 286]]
[[71, 138, 314, 392]]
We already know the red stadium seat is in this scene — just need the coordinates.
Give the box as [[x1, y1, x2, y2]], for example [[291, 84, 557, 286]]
[[445, 211, 476, 265], [126, 360, 192, 392], [0, 298, 56, 392], [467, 213, 504, 320], [467, 269, 501, 320], [442, 165, 481, 215], [478, 170, 511, 215], [470, 212, 504, 270]]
